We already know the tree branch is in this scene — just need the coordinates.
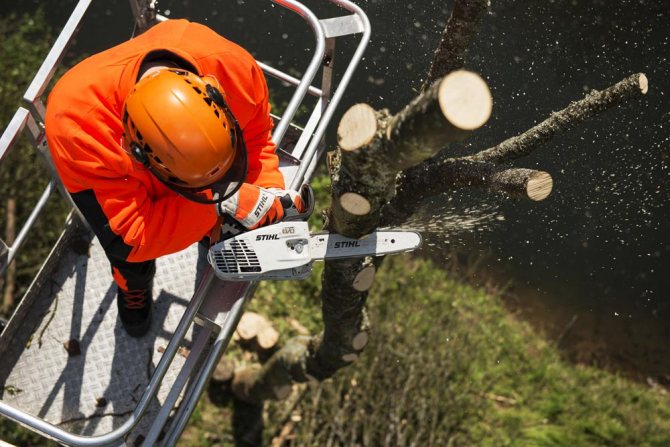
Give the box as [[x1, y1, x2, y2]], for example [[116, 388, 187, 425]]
[[469, 73, 648, 164], [382, 159, 552, 226], [332, 70, 492, 237], [422, 0, 490, 91]]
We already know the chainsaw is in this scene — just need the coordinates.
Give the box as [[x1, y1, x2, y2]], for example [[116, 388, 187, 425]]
[[208, 184, 422, 281]]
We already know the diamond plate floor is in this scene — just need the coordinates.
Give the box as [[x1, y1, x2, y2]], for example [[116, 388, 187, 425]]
[[0, 218, 209, 438]]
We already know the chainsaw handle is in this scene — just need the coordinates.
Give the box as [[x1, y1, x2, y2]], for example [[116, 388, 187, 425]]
[[279, 183, 315, 222]]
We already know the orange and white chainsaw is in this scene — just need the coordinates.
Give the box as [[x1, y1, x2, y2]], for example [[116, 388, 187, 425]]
[[208, 185, 422, 281]]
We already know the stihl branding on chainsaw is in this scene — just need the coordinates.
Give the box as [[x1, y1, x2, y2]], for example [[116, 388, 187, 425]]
[[256, 234, 279, 241], [334, 240, 361, 249], [209, 221, 422, 281]]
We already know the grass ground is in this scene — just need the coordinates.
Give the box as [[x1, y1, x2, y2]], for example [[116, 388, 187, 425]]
[[179, 254, 670, 446]]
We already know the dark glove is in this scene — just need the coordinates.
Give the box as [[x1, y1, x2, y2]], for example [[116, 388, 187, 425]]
[[271, 188, 307, 219]]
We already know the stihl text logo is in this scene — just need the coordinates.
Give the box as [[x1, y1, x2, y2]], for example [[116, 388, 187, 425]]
[[254, 194, 269, 218], [256, 234, 279, 241], [334, 241, 361, 249]]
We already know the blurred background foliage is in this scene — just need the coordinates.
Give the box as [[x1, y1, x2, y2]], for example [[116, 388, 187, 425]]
[[0, 9, 71, 317]]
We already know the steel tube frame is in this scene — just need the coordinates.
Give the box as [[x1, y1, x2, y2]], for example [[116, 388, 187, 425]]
[[0, 269, 216, 446], [257, 61, 323, 97], [268, 0, 326, 146], [290, 0, 371, 189], [0, 181, 56, 276], [23, 0, 93, 113], [0, 108, 30, 163]]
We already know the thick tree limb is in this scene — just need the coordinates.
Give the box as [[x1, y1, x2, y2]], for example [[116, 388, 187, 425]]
[[422, 0, 490, 91], [383, 160, 552, 226], [331, 70, 492, 237], [469, 73, 648, 163]]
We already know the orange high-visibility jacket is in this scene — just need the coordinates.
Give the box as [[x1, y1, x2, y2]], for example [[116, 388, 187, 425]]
[[45, 19, 284, 262]]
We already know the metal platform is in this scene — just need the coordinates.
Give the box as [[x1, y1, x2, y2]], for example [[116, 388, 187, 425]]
[[0, 215, 205, 439], [0, 0, 370, 445]]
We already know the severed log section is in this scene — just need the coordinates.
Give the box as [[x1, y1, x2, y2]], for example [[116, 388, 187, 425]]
[[470, 73, 648, 164], [236, 311, 280, 350], [230, 71, 492, 404], [422, 0, 490, 91]]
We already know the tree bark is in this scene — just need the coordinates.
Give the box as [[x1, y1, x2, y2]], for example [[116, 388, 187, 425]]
[[2, 198, 16, 313], [331, 70, 492, 237], [422, 0, 490, 91]]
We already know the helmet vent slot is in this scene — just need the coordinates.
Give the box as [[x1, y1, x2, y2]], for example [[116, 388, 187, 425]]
[[193, 86, 203, 95]]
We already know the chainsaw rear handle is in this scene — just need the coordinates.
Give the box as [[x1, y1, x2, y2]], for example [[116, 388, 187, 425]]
[[279, 183, 314, 222]]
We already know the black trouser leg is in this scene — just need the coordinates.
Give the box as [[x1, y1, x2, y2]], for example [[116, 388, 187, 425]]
[[110, 256, 156, 291]]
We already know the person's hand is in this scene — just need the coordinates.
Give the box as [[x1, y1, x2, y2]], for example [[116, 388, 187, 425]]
[[218, 183, 285, 230], [270, 188, 307, 218]]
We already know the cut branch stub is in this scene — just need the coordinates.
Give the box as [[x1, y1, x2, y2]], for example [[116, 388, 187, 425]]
[[490, 169, 553, 201], [352, 265, 376, 292], [339, 192, 372, 216], [522, 171, 553, 201], [337, 103, 379, 152]]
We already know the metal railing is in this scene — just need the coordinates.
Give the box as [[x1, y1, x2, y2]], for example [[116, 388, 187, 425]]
[[0, 0, 370, 445]]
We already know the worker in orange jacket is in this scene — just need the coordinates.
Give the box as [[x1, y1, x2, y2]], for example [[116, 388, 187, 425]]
[[45, 19, 304, 337]]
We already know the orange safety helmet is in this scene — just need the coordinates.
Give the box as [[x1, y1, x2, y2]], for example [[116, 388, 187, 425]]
[[122, 69, 247, 203]]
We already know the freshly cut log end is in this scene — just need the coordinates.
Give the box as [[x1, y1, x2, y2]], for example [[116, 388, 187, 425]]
[[236, 312, 267, 340], [638, 73, 649, 94], [338, 103, 379, 151], [352, 332, 369, 351], [527, 172, 553, 201], [257, 325, 280, 350], [438, 70, 492, 131], [342, 353, 358, 363], [212, 357, 235, 383], [352, 265, 376, 292], [340, 192, 372, 216]]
